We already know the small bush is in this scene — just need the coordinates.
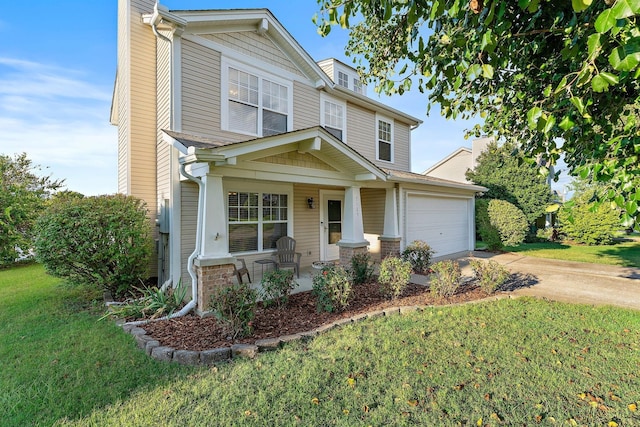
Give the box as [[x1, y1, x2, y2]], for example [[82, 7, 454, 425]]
[[378, 256, 412, 299], [488, 199, 528, 247], [558, 202, 620, 245], [102, 284, 186, 321], [350, 252, 375, 285], [34, 194, 153, 299], [312, 265, 352, 312], [401, 240, 435, 274], [260, 269, 296, 308], [469, 259, 510, 294], [429, 260, 461, 297], [209, 283, 258, 339]]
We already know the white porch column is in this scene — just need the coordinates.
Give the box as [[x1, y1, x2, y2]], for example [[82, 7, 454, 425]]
[[199, 174, 231, 258], [381, 187, 400, 238], [339, 186, 367, 244], [379, 186, 402, 258]]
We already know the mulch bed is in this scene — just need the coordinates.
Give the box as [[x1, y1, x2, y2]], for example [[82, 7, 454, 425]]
[[142, 281, 492, 351]]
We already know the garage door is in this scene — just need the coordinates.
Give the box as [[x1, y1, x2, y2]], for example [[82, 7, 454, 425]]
[[406, 194, 471, 257]]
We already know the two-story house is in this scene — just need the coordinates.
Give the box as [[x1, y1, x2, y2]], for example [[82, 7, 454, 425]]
[[112, 0, 485, 313]]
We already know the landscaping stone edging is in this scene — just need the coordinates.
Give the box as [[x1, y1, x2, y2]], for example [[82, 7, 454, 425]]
[[120, 293, 513, 366]]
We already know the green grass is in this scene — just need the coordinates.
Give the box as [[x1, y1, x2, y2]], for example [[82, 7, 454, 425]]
[[3, 265, 640, 426], [0, 264, 195, 426], [504, 240, 640, 267]]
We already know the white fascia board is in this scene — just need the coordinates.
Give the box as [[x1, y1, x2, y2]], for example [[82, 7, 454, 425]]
[[390, 174, 487, 193]]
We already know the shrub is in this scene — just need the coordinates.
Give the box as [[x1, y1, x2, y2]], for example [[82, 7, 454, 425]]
[[350, 252, 375, 285], [469, 259, 510, 294], [209, 283, 258, 339], [429, 260, 461, 297], [401, 240, 435, 274], [476, 199, 528, 250], [260, 269, 296, 308], [34, 194, 153, 299], [558, 202, 620, 245], [476, 199, 503, 251], [102, 284, 186, 321], [378, 256, 412, 299], [487, 199, 528, 247], [312, 265, 352, 312]]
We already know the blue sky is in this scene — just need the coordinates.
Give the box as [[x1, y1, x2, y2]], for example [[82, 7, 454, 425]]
[[0, 1, 569, 196]]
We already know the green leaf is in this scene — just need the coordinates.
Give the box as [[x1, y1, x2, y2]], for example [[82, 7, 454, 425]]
[[591, 72, 619, 92], [611, 0, 640, 19], [570, 97, 586, 115], [609, 45, 640, 71], [554, 76, 568, 94], [527, 0, 541, 13], [625, 201, 639, 215], [482, 64, 494, 79], [595, 8, 616, 33], [587, 33, 602, 57], [518, 0, 530, 10], [527, 107, 543, 129], [467, 64, 482, 81], [571, 0, 592, 12], [559, 115, 575, 131], [542, 114, 556, 134]]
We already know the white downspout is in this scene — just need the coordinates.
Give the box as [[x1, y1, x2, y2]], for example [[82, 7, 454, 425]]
[[124, 164, 202, 326]]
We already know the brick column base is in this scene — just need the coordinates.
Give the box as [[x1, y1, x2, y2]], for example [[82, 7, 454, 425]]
[[195, 263, 235, 314], [379, 237, 401, 259], [338, 245, 369, 267]]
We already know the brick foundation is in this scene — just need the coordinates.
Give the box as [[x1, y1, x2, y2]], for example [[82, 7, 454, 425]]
[[338, 245, 369, 267], [196, 263, 235, 313], [379, 237, 401, 259]]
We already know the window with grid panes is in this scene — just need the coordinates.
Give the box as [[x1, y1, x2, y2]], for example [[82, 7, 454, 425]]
[[228, 191, 288, 253], [377, 119, 393, 162]]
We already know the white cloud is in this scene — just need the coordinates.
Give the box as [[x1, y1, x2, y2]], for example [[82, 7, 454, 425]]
[[0, 57, 116, 195]]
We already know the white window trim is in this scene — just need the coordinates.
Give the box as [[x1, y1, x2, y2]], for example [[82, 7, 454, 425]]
[[225, 181, 293, 255], [221, 57, 293, 137], [320, 92, 347, 142], [376, 113, 394, 163]]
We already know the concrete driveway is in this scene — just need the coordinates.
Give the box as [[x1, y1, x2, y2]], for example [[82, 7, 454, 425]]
[[458, 251, 640, 311]]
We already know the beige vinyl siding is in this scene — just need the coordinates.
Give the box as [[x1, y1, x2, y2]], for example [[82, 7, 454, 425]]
[[345, 102, 375, 160], [156, 30, 172, 204], [180, 181, 199, 283], [392, 122, 411, 171], [361, 188, 385, 235], [203, 32, 303, 77], [293, 184, 320, 267], [116, 0, 130, 193], [293, 81, 320, 130], [317, 60, 334, 82]]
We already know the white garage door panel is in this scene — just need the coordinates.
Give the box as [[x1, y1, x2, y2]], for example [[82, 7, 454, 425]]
[[407, 194, 470, 256]]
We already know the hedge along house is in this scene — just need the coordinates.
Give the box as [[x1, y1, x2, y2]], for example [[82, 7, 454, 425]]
[[112, 0, 486, 314]]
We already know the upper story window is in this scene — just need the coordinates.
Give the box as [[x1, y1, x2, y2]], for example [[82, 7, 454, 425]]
[[376, 115, 394, 162], [222, 59, 292, 137], [337, 71, 349, 88], [321, 93, 346, 141]]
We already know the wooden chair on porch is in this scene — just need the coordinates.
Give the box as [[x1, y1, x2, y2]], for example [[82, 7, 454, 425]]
[[272, 236, 302, 278], [234, 258, 251, 284]]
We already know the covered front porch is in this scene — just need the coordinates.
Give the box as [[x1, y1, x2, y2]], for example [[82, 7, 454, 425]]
[[164, 127, 402, 313]]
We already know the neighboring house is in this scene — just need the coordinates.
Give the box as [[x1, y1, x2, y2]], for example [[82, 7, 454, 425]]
[[423, 137, 492, 183], [112, 0, 486, 313]]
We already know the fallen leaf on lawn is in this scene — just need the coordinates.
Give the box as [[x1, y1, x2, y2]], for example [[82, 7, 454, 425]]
[[407, 400, 419, 407], [608, 421, 618, 427], [628, 403, 637, 412], [343, 409, 349, 415], [311, 397, 320, 405]]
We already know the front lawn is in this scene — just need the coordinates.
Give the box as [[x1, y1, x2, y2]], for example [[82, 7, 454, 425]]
[[3, 264, 640, 426], [504, 240, 640, 267]]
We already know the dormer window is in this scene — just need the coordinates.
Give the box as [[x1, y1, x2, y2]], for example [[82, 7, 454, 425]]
[[338, 71, 349, 88], [353, 78, 363, 94]]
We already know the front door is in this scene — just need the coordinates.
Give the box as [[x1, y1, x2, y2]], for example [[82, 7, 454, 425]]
[[320, 191, 344, 261]]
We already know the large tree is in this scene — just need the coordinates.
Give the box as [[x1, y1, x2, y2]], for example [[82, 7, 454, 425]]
[[0, 153, 63, 266], [315, 0, 640, 228], [466, 140, 555, 225]]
